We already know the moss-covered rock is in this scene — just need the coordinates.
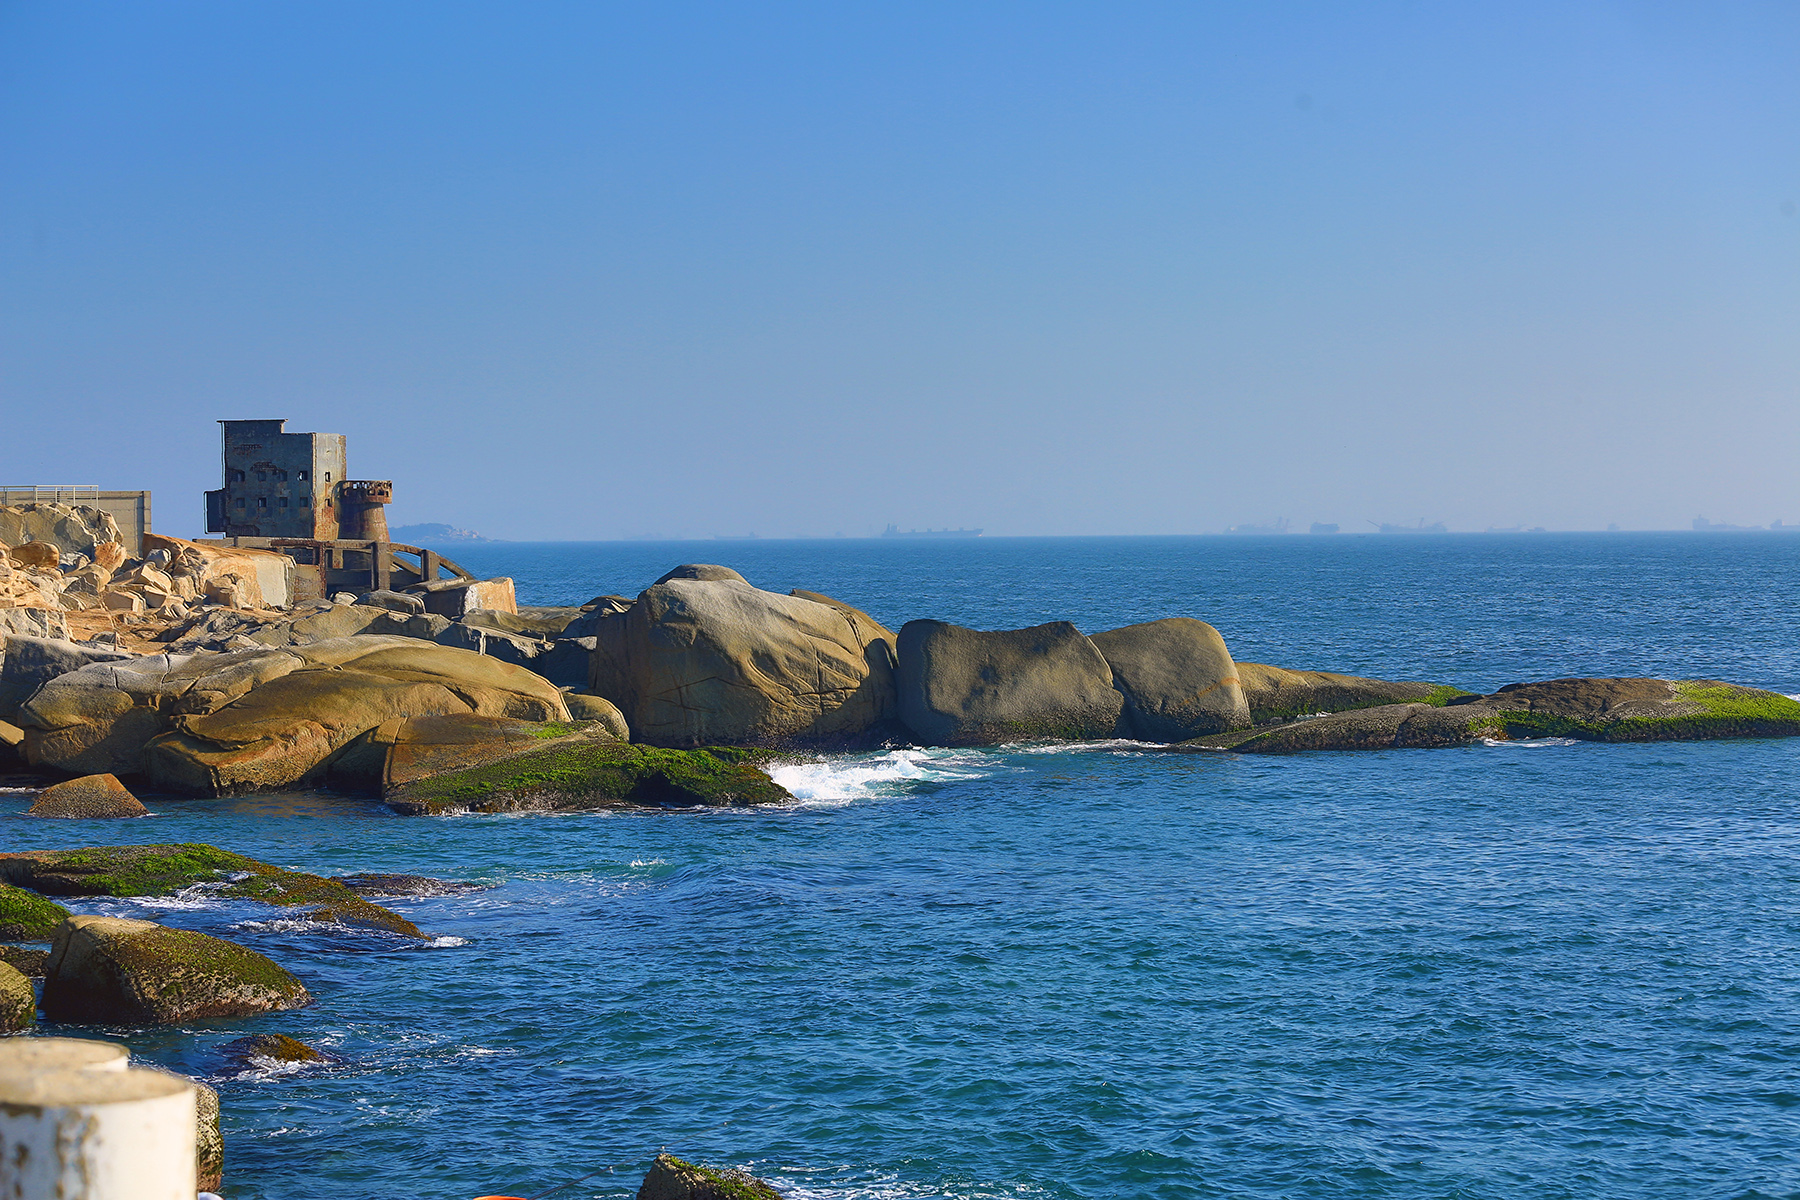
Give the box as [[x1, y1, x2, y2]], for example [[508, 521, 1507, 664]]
[[0, 960, 34, 1032], [41, 914, 311, 1024], [1179, 677, 1800, 753], [1483, 678, 1800, 742], [636, 1153, 785, 1200], [385, 741, 791, 816], [0, 882, 71, 942], [0, 844, 426, 939], [220, 1031, 325, 1065]]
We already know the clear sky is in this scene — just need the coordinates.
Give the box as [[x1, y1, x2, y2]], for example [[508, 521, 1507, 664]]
[[3, 2, 1797, 539]]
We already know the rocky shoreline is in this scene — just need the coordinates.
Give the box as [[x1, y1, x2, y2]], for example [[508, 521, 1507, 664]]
[[6, 507, 1800, 1192]]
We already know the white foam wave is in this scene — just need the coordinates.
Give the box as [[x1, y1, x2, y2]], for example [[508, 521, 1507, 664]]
[[769, 747, 996, 806], [428, 935, 469, 948], [1004, 738, 1163, 753], [1481, 736, 1581, 748], [229, 1054, 319, 1081]]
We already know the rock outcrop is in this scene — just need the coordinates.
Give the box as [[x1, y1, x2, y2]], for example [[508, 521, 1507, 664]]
[[0, 960, 33, 1032], [0, 635, 134, 718], [1089, 618, 1249, 739], [895, 620, 1123, 746], [220, 1032, 325, 1066], [0, 844, 426, 939], [591, 575, 899, 747], [1182, 678, 1800, 752], [142, 533, 294, 610], [0, 503, 121, 557], [28, 772, 150, 819], [637, 1153, 784, 1200], [0, 882, 71, 941], [40, 914, 311, 1024], [1234, 662, 1468, 723], [386, 741, 791, 815], [16, 636, 568, 793]]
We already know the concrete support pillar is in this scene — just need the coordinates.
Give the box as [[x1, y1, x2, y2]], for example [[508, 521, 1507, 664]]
[[0, 1038, 196, 1199]]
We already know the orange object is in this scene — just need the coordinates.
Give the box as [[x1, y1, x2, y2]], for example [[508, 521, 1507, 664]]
[[472, 1195, 529, 1199]]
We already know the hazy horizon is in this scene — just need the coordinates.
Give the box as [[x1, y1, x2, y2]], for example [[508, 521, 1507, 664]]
[[5, 3, 1798, 540]]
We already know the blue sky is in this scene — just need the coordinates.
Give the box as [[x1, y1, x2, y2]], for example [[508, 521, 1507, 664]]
[[3, 2, 1797, 538]]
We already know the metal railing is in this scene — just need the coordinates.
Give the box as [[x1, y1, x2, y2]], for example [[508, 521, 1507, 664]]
[[0, 484, 101, 505]]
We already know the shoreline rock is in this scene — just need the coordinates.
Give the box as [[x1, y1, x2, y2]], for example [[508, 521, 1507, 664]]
[[0, 843, 427, 939], [41, 914, 311, 1025], [28, 772, 149, 819], [1178, 678, 1800, 752], [896, 619, 1122, 746], [637, 1153, 784, 1200], [385, 742, 792, 815]]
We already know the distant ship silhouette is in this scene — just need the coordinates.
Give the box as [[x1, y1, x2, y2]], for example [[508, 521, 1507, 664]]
[[882, 524, 983, 538]]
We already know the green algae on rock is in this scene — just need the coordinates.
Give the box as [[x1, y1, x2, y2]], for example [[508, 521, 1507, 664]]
[[636, 1152, 785, 1200], [0, 960, 34, 1032], [220, 1031, 325, 1065], [1177, 678, 1800, 753], [1483, 678, 1800, 742], [385, 741, 792, 815], [0, 844, 427, 939], [41, 913, 311, 1025], [0, 881, 72, 941]]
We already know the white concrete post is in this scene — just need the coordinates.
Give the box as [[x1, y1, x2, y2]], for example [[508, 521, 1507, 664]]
[[0, 1039, 197, 1200]]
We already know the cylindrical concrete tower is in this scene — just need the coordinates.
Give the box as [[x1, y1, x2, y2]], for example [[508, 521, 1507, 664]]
[[338, 480, 394, 541]]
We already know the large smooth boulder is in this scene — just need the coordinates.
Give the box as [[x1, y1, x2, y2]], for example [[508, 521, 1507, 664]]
[[591, 576, 899, 748], [42, 914, 310, 1024], [895, 620, 1122, 746], [18, 637, 568, 792], [0, 883, 71, 941], [652, 564, 748, 585], [637, 1153, 784, 1200], [1235, 662, 1467, 723], [0, 636, 134, 718], [0, 503, 121, 557], [29, 772, 150, 819], [0, 961, 32, 1032], [1090, 618, 1249, 740]]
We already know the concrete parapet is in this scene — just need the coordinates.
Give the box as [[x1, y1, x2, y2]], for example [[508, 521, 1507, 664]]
[[0, 1037, 197, 1199]]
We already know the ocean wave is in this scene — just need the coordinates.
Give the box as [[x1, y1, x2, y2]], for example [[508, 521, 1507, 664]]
[[769, 747, 998, 806], [1481, 736, 1581, 748], [1003, 738, 1164, 754]]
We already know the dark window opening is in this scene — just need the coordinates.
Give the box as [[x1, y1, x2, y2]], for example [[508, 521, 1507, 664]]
[[256, 471, 267, 481], [257, 498, 267, 509], [298, 470, 309, 481], [278, 498, 289, 507], [230, 470, 245, 482]]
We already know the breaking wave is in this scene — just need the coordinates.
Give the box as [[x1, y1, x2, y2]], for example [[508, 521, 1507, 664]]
[[769, 747, 1000, 806]]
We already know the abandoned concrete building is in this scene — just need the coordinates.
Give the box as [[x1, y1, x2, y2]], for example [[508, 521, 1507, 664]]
[[200, 419, 482, 604]]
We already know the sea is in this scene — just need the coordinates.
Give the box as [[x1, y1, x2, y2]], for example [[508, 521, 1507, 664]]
[[8, 532, 1800, 1200]]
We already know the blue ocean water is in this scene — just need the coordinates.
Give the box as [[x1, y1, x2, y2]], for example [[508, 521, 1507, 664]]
[[9, 533, 1800, 1200]]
